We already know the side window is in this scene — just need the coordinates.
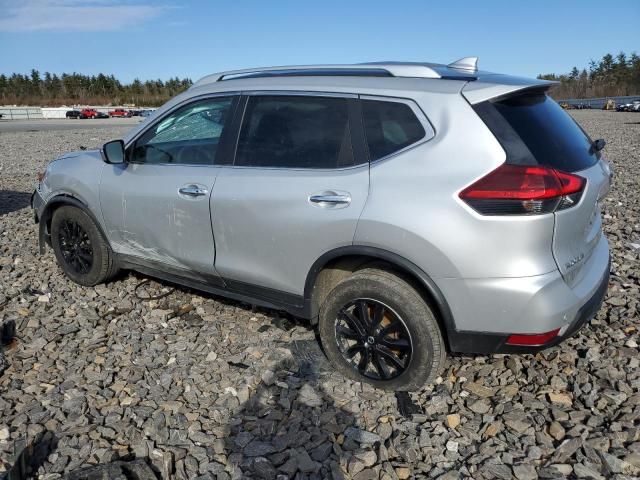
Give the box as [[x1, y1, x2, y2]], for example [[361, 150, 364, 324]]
[[362, 99, 427, 161], [235, 95, 354, 169], [131, 97, 234, 165]]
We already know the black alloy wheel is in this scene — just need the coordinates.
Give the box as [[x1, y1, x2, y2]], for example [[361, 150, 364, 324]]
[[335, 298, 412, 381], [50, 206, 118, 286], [57, 218, 94, 274]]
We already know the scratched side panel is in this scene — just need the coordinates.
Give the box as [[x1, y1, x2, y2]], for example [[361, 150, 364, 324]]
[[41, 150, 108, 228], [99, 163, 221, 275]]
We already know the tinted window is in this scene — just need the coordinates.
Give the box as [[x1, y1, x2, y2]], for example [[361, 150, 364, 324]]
[[362, 100, 426, 161], [235, 95, 354, 169], [491, 94, 598, 172], [132, 97, 234, 165]]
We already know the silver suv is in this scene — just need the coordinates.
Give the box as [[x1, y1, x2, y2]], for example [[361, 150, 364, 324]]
[[32, 58, 612, 391]]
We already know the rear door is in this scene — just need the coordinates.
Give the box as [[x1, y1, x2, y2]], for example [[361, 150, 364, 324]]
[[210, 93, 369, 297], [490, 93, 612, 286]]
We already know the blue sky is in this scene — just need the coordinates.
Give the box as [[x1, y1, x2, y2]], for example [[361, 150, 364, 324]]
[[0, 0, 638, 83]]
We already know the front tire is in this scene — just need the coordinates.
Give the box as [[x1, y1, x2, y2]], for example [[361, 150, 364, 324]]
[[50, 206, 117, 286], [319, 268, 446, 391]]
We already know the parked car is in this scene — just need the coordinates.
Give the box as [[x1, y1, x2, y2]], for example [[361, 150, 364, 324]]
[[616, 102, 633, 112], [96, 111, 109, 119], [66, 110, 81, 119], [109, 108, 131, 118], [574, 103, 592, 110], [632, 101, 640, 112], [31, 59, 613, 391], [79, 108, 98, 119], [139, 109, 154, 117]]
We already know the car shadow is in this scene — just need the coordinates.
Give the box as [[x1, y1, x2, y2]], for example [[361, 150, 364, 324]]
[[0, 430, 58, 479], [221, 346, 360, 479], [2, 271, 410, 479], [121, 273, 386, 477], [0, 191, 31, 216], [1, 349, 361, 480]]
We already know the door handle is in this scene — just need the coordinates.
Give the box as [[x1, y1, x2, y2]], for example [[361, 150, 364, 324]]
[[179, 185, 208, 197], [309, 192, 351, 207]]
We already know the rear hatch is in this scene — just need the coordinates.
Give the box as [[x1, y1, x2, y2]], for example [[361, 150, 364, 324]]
[[466, 88, 612, 287]]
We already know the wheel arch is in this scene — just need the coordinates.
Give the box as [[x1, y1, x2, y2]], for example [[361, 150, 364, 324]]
[[38, 194, 110, 254], [304, 246, 456, 348]]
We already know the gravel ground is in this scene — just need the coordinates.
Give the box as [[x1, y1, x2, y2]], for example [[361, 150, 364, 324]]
[[0, 111, 639, 480]]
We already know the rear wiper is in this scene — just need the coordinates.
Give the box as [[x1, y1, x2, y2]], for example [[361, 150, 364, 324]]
[[591, 138, 606, 153]]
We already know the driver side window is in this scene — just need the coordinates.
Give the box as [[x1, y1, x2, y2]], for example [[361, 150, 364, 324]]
[[131, 96, 235, 165]]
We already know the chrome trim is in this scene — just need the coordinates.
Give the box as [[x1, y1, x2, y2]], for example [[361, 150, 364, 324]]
[[309, 193, 351, 205], [368, 138, 434, 167], [227, 163, 369, 173], [126, 91, 436, 171], [242, 90, 358, 99], [178, 185, 208, 197], [359, 94, 436, 165]]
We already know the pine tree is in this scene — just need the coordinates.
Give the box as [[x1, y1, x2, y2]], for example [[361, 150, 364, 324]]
[[539, 51, 640, 99]]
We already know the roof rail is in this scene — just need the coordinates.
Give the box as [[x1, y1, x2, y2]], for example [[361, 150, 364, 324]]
[[192, 63, 444, 88], [191, 58, 480, 89]]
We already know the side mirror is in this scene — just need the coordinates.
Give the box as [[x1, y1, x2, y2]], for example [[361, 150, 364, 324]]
[[102, 139, 126, 164]]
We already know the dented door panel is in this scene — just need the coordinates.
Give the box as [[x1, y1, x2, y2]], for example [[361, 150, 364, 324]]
[[99, 162, 221, 275]]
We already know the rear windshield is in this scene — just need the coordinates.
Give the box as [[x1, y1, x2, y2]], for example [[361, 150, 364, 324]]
[[476, 93, 599, 172]]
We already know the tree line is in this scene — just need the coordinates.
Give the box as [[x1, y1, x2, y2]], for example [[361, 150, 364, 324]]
[[0, 70, 193, 107], [538, 51, 640, 99], [3, 53, 638, 106]]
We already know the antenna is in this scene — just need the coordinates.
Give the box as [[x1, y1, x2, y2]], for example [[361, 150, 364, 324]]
[[448, 57, 478, 73]]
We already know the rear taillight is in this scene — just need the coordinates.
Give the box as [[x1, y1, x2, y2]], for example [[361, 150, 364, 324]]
[[459, 164, 585, 215]]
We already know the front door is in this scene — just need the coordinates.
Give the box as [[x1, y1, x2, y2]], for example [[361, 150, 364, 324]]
[[100, 95, 238, 277]]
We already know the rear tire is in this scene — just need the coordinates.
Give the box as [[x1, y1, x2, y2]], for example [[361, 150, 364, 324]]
[[318, 268, 446, 391], [50, 206, 117, 286]]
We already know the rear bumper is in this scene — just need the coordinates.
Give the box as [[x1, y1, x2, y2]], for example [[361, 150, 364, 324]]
[[447, 259, 609, 354], [441, 235, 610, 354]]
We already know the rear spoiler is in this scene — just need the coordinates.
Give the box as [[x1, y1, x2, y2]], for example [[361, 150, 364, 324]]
[[462, 73, 557, 104]]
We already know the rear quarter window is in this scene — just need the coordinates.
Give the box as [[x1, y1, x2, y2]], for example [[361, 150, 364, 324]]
[[476, 93, 599, 172], [362, 99, 428, 161]]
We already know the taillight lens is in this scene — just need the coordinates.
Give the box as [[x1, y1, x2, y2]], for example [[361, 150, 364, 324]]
[[459, 164, 585, 215]]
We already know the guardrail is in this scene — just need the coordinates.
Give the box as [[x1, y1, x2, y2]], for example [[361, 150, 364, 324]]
[[0, 107, 44, 120], [558, 95, 640, 109], [0, 106, 151, 120]]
